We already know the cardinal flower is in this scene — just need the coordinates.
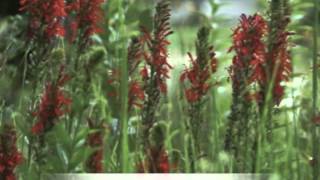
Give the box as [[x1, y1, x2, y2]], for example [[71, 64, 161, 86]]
[[66, 0, 105, 44], [31, 67, 71, 135], [180, 52, 216, 103], [137, 147, 170, 173], [0, 125, 23, 180], [179, 26, 217, 172], [129, 81, 145, 109], [20, 0, 67, 39], [260, 0, 292, 106], [139, 0, 173, 94], [85, 119, 105, 173], [180, 26, 218, 104], [228, 14, 268, 88]]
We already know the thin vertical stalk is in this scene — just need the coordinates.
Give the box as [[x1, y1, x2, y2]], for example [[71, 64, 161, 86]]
[[312, 0, 319, 179], [292, 88, 301, 180], [118, 0, 129, 172]]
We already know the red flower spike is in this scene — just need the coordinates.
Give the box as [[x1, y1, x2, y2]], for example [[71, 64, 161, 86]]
[[129, 81, 145, 109], [0, 125, 23, 180], [20, 0, 67, 40], [66, 0, 105, 43], [86, 119, 105, 173], [137, 147, 170, 173], [139, 1, 173, 169], [229, 14, 268, 88], [140, 0, 173, 94], [266, 31, 292, 105], [31, 67, 71, 135], [181, 49, 217, 104]]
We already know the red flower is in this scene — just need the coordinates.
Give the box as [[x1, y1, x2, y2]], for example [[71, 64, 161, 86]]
[[0, 125, 23, 180], [140, 66, 149, 80], [67, 0, 105, 43], [229, 14, 268, 87], [140, 0, 173, 94], [180, 52, 217, 103], [86, 150, 103, 173], [86, 119, 105, 173], [184, 89, 200, 103], [20, 0, 67, 39], [31, 66, 71, 135], [129, 81, 145, 109], [267, 31, 293, 105], [137, 147, 170, 173]]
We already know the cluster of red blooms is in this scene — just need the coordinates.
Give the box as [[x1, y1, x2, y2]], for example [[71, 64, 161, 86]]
[[67, 0, 105, 42], [20, 0, 67, 39], [106, 38, 145, 110], [137, 146, 170, 173], [128, 81, 145, 109], [180, 51, 217, 103], [31, 67, 71, 135], [229, 13, 292, 105], [20, 0, 105, 41], [139, 2, 173, 173], [0, 125, 23, 180], [85, 119, 104, 173], [229, 14, 268, 90], [140, 0, 173, 93], [127, 37, 145, 109]]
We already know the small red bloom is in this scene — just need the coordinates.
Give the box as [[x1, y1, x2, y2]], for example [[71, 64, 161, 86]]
[[185, 89, 199, 103], [140, 66, 149, 80], [31, 66, 71, 135], [137, 147, 170, 173], [0, 125, 23, 180], [181, 51, 217, 103], [129, 81, 145, 109], [86, 119, 105, 173], [86, 150, 103, 173]]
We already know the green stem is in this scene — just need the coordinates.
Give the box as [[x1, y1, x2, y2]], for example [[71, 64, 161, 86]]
[[118, 0, 129, 173], [312, 0, 319, 179]]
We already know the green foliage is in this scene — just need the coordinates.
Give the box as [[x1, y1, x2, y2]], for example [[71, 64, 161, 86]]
[[0, 0, 318, 179]]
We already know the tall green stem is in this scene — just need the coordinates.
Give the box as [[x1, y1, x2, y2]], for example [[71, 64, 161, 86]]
[[312, 0, 319, 179], [118, 0, 129, 172]]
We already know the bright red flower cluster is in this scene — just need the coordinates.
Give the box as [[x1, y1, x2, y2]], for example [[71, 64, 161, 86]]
[[229, 13, 292, 105], [140, 0, 173, 93], [137, 147, 170, 173], [86, 120, 104, 173], [229, 14, 268, 88], [20, 0, 67, 39], [31, 67, 71, 135], [0, 125, 23, 180], [180, 51, 217, 103], [20, 0, 105, 41], [67, 0, 105, 42]]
